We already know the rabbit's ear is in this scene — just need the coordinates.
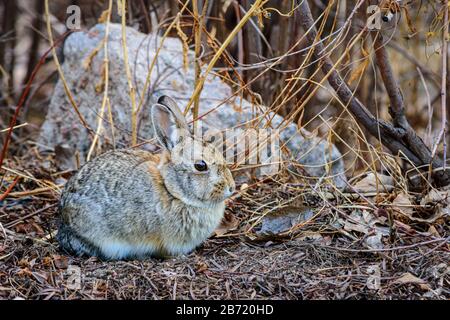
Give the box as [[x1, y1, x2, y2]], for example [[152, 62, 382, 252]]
[[151, 97, 190, 151], [157, 95, 188, 123]]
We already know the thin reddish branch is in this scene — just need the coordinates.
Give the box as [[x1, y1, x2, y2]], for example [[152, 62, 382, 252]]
[[0, 31, 72, 172], [0, 176, 20, 201]]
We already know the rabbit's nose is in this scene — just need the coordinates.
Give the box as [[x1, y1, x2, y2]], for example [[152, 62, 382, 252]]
[[224, 185, 235, 198]]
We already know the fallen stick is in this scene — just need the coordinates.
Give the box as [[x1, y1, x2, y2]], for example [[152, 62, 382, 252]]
[[4, 203, 58, 229]]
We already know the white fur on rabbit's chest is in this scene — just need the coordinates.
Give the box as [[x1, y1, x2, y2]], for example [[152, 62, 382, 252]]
[[99, 203, 225, 258], [162, 203, 225, 254]]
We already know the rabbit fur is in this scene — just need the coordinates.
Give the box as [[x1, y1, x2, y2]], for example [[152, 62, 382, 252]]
[[57, 96, 235, 260]]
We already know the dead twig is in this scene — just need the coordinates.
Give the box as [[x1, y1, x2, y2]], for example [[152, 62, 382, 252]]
[[0, 31, 71, 174], [298, 0, 450, 187], [4, 204, 58, 229], [0, 176, 20, 201], [432, 0, 449, 170]]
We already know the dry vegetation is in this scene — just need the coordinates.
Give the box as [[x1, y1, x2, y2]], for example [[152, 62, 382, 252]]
[[0, 0, 449, 299]]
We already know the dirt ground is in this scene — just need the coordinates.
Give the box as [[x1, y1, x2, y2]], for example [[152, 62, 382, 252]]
[[0, 226, 448, 299], [0, 150, 449, 300]]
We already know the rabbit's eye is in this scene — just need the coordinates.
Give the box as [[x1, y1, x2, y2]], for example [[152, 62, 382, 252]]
[[194, 160, 208, 172]]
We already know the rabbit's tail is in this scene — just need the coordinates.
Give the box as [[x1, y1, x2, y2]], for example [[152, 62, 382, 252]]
[[57, 222, 105, 259]]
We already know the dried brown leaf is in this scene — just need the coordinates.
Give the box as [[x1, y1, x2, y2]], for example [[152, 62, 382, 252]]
[[352, 173, 394, 193], [392, 192, 414, 215], [394, 272, 431, 291], [214, 211, 239, 237], [420, 189, 450, 206]]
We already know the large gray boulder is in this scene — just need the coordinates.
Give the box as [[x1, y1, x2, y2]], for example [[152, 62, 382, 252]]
[[39, 23, 347, 188]]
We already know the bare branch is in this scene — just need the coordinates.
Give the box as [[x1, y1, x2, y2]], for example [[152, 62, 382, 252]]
[[297, 0, 450, 187], [434, 0, 448, 170]]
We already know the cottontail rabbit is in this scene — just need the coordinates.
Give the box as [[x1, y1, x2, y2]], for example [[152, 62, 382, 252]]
[[57, 96, 235, 260]]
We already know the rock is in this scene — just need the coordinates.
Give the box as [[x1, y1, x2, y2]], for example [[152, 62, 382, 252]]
[[257, 207, 314, 236], [39, 23, 346, 187]]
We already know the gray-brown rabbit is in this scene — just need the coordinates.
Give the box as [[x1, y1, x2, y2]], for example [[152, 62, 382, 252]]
[[57, 96, 235, 260]]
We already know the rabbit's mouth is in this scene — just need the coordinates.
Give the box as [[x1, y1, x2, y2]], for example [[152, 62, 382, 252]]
[[210, 184, 235, 202]]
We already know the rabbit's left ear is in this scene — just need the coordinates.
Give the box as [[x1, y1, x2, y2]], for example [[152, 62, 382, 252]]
[[151, 96, 190, 151]]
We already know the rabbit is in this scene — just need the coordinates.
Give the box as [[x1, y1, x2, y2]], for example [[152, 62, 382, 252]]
[[56, 95, 235, 260]]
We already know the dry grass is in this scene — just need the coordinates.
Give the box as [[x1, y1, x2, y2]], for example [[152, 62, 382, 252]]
[[0, 0, 449, 300], [0, 149, 448, 299]]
